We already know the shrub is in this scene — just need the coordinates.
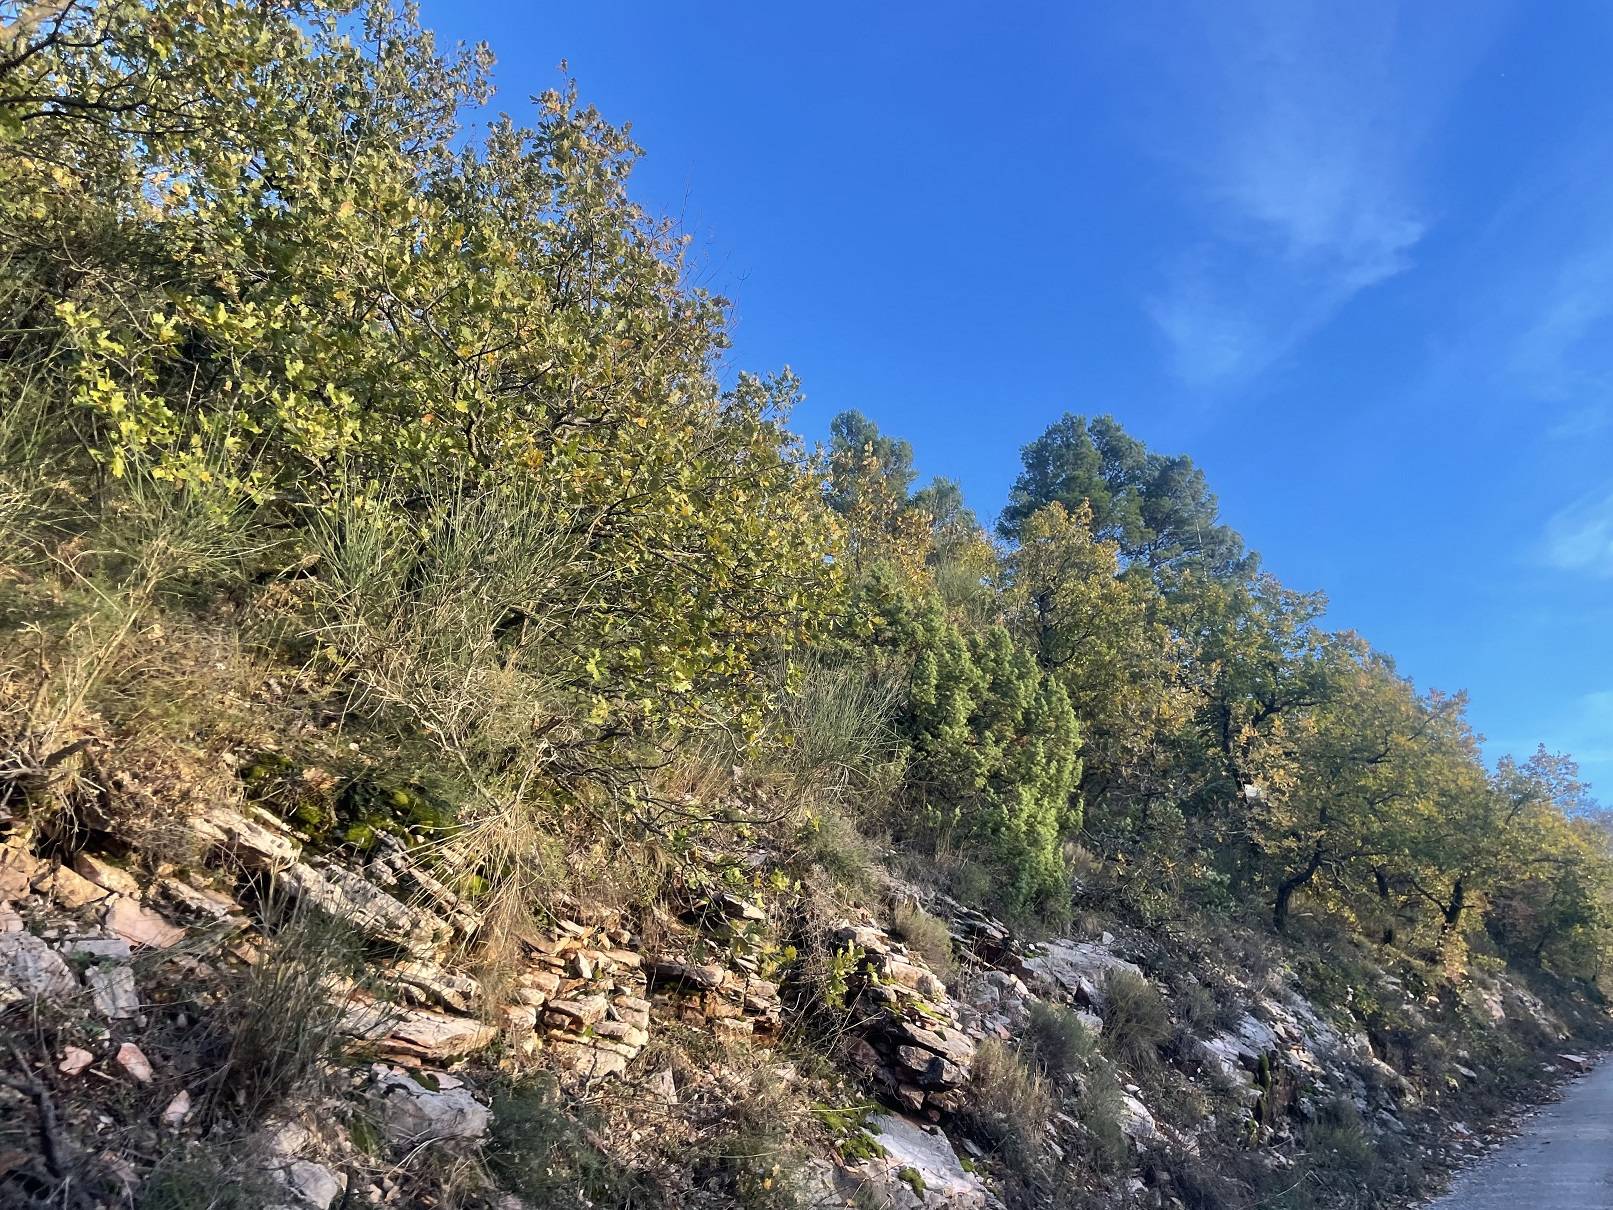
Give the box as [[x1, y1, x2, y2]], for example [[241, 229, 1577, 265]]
[[190, 904, 368, 1127], [691, 1063, 817, 1210], [1072, 1063, 1132, 1177], [902, 608, 1083, 925], [890, 902, 957, 982], [967, 1039, 1054, 1167], [1022, 1000, 1098, 1082], [486, 1075, 655, 1209], [798, 806, 878, 889], [136, 1148, 278, 1210], [1265, 1098, 1430, 1210], [8, 0, 843, 760], [768, 660, 905, 807], [1100, 970, 1170, 1070]]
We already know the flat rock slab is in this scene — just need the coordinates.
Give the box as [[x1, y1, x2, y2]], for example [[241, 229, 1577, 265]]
[[1427, 1059, 1613, 1209], [856, 1112, 999, 1208], [1022, 939, 1144, 1004]]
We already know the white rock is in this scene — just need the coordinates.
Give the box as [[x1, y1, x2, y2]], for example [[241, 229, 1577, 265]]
[[162, 1090, 192, 1126], [275, 1159, 345, 1209], [378, 1007, 497, 1061], [87, 962, 140, 1019], [368, 1066, 490, 1142], [191, 805, 302, 871], [60, 935, 133, 961], [0, 930, 78, 1004], [279, 863, 448, 958], [265, 1121, 313, 1156], [1022, 939, 1144, 1007], [858, 1112, 998, 1208], [58, 1046, 95, 1075], [1117, 1092, 1157, 1142], [646, 1067, 678, 1104]]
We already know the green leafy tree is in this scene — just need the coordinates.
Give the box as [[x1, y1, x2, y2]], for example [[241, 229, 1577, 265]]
[[823, 409, 931, 580], [901, 599, 1082, 923], [999, 413, 1251, 579], [1, 0, 840, 746], [1257, 645, 1447, 932], [1003, 502, 1187, 818]]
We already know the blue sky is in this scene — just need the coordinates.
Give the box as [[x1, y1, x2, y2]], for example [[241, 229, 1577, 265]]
[[420, 0, 1613, 795]]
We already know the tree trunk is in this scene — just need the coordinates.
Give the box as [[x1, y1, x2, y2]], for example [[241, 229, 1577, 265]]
[[1374, 865, 1395, 944], [1434, 877, 1465, 958], [1273, 845, 1325, 932]]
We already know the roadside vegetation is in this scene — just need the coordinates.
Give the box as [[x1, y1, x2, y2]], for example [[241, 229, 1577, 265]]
[[1, 2, 1610, 1208]]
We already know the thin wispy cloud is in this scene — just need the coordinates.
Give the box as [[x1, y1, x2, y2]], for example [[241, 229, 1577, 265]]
[[1543, 484, 1613, 577], [1130, 1, 1506, 387], [1509, 227, 1613, 424], [1397, 114, 1613, 443]]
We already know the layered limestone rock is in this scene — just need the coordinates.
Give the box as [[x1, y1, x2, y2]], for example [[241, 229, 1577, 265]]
[[642, 887, 785, 1045], [831, 921, 976, 1119], [1022, 935, 1147, 1008]]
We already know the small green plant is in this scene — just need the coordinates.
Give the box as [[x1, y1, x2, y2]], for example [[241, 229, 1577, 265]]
[[768, 659, 904, 806], [823, 944, 866, 1009], [486, 1075, 651, 1208], [137, 1147, 278, 1210], [897, 1166, 925, 1195], [1073, 1063, 1131, 1176], [813, 1102, 888, 1163], [798, 806, 876, 888], [186, 902, 367, 1129]]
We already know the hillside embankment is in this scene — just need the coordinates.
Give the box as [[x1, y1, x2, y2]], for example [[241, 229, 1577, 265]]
[[0, 763, 1606, 1209], [3, 2, 1611, 1207]]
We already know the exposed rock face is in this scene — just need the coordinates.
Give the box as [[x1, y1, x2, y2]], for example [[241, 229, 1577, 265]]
[[957, 968, 1033, 1038], [831, 922, 976, 1118], [1, 802, 1589, 1210], [279, 861, 450, 959], [34, 863, 109, 909], [0, 928, 77, 1003], [492, 911, 658, 1083], [377, 1007, 498, 1062], [0, 845, 41, 900], [367, 1065, 491, 1143], [73, 852, 141, 897], [643, 889, 785, 1046], [274, 1158, 345, 1209], [190, 805, 303, 870], [1022, 937, 1146, 1008], [851, 1112, 1001, 1209], [86, 961, 140, 1019], [103, 896, 186, 949], [363, 837, 483, 938], [1116, 1092, 1158, 1142]]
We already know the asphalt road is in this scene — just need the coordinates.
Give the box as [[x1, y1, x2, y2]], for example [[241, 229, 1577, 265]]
[[1428, 1061, 1613, 1209]]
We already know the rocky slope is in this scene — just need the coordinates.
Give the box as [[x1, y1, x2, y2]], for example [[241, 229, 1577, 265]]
[[1, 781, 1604, 1210]]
